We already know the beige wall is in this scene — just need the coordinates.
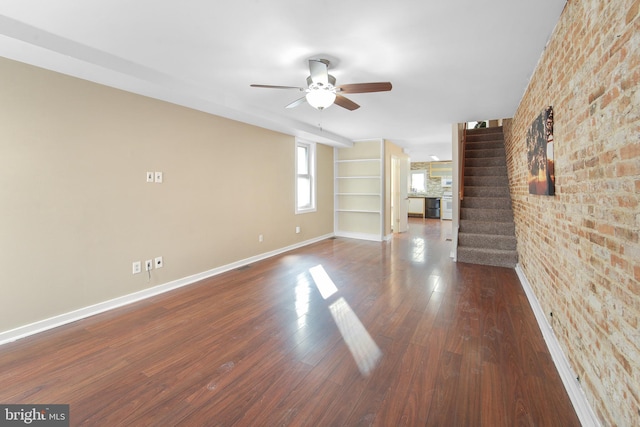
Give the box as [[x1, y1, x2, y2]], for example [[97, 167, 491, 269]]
[[503, 1, 639, 424], [0, 57, 334, 333]]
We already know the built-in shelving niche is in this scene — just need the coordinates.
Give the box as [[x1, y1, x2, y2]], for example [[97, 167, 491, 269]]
[[334, 140, 384, 241]]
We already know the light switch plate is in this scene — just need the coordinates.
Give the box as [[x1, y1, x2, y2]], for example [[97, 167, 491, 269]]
[[154, 171, 163, 183]]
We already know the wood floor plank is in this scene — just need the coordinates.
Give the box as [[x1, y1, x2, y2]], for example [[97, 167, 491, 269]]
[[0, 219, 580, 426], [402, 326, 447, 424], [373, 341, 427, 427], [425, 350, 463, 426]]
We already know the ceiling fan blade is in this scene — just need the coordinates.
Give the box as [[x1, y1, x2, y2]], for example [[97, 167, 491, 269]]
[[285, 96, 308, 109], [334, 94, 360, 111], [337, 82, 393, 94], [250, 84, 305, 90], [309, 59, 329, 85]]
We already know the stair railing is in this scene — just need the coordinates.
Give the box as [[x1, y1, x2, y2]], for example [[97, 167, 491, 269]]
[[459, 122, 467, 201]]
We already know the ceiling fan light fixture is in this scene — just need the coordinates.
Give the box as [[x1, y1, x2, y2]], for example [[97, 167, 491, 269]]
[[250, 59, 390, 112], [306, 88, 336, 110]]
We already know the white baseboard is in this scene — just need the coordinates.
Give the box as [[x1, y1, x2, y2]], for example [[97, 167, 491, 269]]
[[0, 233, 334, 346], [334, 231, 383, 242], [515, 264, 600, 427]]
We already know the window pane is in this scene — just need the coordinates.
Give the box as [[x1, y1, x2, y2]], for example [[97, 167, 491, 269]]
[[297, 146, 308, 174], [411, 171, 426, 193], [295, 140, 315, 214], [297, 176, 311, 208]]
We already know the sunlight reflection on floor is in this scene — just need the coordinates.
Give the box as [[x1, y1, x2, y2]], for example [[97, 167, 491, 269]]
[[309, 265, 338, 300], [294, 273, 311, 317], [411, 237, 426, 263], [308, 264, 382, 376], [329, 297, 382, 376]]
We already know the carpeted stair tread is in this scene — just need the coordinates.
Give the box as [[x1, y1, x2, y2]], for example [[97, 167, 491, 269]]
[[465, 148, 505, 158], [466, 134, 504, 143], [464, 166, 508, 176], [465, 156, 506, 167], [457, 247, 518, 268], [460, 219, 515, 235], [462, 196, 512, 210], [461, 207, 513, 222], [458, 233, 517, 250], [466, 126, 503, 134], [464, 175, 510, 187], [466, 141, 506, 150], [463, 186, 510, 198]]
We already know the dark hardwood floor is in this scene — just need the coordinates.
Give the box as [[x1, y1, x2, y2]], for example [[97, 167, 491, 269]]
[[0, 219, 579, 426]]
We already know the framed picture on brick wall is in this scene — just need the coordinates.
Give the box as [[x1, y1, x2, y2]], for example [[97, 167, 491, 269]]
[[527, 106, 554, 195]]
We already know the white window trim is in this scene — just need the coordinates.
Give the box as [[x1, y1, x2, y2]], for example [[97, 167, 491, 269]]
[[295, 139, 317, 214]]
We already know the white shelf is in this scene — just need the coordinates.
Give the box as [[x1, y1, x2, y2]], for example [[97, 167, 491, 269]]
[[336, 158, 381, 163], [336, 209, 381, 213], [334, 140, 384, 241]]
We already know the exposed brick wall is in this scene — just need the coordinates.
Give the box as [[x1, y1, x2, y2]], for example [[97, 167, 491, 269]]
[[503, 1, 640, 424]]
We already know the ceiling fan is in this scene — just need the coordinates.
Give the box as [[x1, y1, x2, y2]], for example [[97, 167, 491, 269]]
[[251, 59, 392, 111]]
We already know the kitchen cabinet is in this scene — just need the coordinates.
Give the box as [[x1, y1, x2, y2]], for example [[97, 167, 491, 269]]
[[408, 197, 425, 218], [429, 161, 452, 178]]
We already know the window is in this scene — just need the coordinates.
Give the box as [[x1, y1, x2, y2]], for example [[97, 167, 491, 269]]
[[296, 140, 316, 213], [410, 170, 427, 193]]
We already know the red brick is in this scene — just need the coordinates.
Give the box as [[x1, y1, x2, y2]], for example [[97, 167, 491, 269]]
[[589, 232, 606, 247], [589, 86, 606, 104], [600, 86, 621, 109], [626, 0, 640, 24], [616, 195, 638, 208], [616, 160, 640, 176], [597, 223, 615, 235], [611, 254, 629, 270], [615, 227, 639, 242], [620, 142, 640, 160]]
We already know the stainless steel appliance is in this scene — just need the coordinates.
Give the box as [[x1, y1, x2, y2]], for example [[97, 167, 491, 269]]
[[425, 197, 440, 218]]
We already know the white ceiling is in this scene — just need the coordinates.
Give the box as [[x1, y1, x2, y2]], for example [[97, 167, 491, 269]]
[[0, 0, 566, 161]]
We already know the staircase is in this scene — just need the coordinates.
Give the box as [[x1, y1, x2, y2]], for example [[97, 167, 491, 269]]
[[457, 126, 518, 268]]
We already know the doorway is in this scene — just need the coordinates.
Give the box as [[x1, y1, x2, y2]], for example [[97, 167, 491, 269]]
[[391, 156, 409, 233]]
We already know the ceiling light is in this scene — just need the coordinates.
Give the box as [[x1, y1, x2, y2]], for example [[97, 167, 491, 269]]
[[430, 155, 440, 161], [306, 87, 336, 110]]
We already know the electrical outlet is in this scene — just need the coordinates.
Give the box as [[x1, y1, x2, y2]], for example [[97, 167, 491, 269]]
[[154, 256, 163, 268], [132, 261, 141, 274], [146, 172, 154, 183], [259, 234, 263, 243], [145, 259, 153, 271], [295, 226, 301, 234], [154, 171, 163, 183]]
